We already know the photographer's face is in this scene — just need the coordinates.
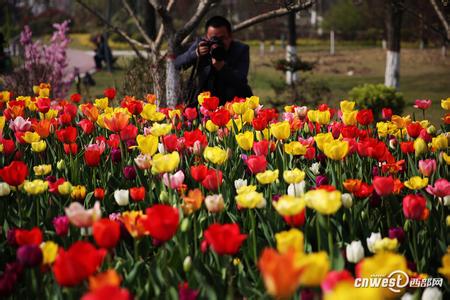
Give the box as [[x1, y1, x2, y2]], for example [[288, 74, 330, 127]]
[[206, 26, 232, 50]]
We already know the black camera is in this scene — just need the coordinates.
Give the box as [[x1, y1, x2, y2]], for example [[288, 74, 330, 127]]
[[201, 36, 226, 61]]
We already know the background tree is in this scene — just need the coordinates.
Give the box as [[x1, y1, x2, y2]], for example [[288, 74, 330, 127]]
[[384, 0, 404, 89]]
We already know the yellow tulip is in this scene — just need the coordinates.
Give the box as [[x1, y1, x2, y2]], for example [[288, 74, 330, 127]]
[[256, 129, 270, 141], [391, 115, 411, 129], [33, 164, 52, 176], [342, 111, 358, 126], [404, 176, 428, 190], [275, 228, 304, 254], [197, 91, 211, 105], [358, 252, 408, 298], [205, 120, 218, 132], [324, 282, 382, 300], [232, 102, 248, 115], [40, 109, 58, 120], [340, 100, 355, 113], [169, 109, 181, 120], [431, 134, 448, 151], [442, 152, 450, 165], [0, 91, 10, 102], [41, 241, 58, 265], [296, 251, 330, 286], [152, 152, 180, 174], [314, 132, 334, 151], [140, 104, 166, 121], [237, 185, 257, 194], [235, 131, 254, 151], [256, 170, 279, 185], [226, 118, 242, 132], [414, 137, 428, 157], [203, 146, 227, 165], [136, 134, 158, 156], [271, 121, 290, 140], [23, 131, 41, 144], [71, 185, 87, 201], [273, 195, 306, 216], [283, 168, 305, 184], [31, 140, 47, 152], [94, 97, 109, 110], [23, 180, 48, 195], [304, 189, 342, 215], [308, 109, 330, 125], [246, 96, 260, 109], [58, 182, 73, 195], [323, 140, 349, 160], [284, 141, 307, 156], [242, 109, 254, 123], [441, 98, 450, 110], [235, 191, 265, 208], [373, 238, 398, 253], [0, 116, 5, 132], [150, 123, 172, 137]]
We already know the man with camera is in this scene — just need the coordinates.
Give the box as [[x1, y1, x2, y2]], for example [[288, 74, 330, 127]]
[[175, 16, 253, 107]]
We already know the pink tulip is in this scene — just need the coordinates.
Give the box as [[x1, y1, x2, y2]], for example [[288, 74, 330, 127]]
[[65, 201, 102, 228], [414, 99, 432, 110], [426, 179, 450, 198], [418, 159, 436, 177], [162, 170, 185, 189], [9, 116, 32, 132]]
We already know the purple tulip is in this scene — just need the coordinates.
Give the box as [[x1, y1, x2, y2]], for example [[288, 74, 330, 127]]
[[16, 245, 42, 267], [123, 166, 137, 180], [52, 215, 69, 236], [316, 175, 328, 186], [6, 229, 17, 247], [111, 148, 122, 163], [126, 139, 136, 153], [389, 227, 405, 243]]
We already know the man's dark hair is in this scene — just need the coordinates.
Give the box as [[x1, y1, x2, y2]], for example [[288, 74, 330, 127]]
[[205, 16, 232, 33]]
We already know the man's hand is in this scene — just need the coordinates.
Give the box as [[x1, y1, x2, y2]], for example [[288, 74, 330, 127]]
[[196, 41, 209, 57], [211, 58, 225, 70]]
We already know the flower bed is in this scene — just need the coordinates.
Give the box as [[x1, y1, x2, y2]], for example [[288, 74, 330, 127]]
[[0, 86, 449, 299]]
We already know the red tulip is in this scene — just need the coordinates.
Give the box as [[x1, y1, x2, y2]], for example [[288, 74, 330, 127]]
[[406, 122, 422, 138], [52, 241, 106, 286], [183, 107, 198, 120], [119, 124, 138, 141], [104, 87, 116, 99], [78, 119, 94, 135], [15, 227, 43, 246], [163, 134, 178, 152], [283, 209, 306, 227], [64, 143, 78, 155], [36, 98, 51, 113], [70, 93, 82, 103], [382, 108, 393, 120], [414, 99, 432, 110], [304, 147, 316, 160], [372, 176, 395, 197], [246, 155, 267, 174], [81, 285, 132, 300], [253, 140, 274, 156], [121, 98, 143, 115], [141, 205, 179, 242], [202, 96, 219, 111], [403, 194, 428, 220], [56, 126, 77, 144], [1, 138, 16, 155], [93, 219, 121, 249], [400, 141, 414, 154], [210, 108, 231, 127], [252, 116, 268, 131], [129, 186, 145, 202], [184, 129, 208, 148], [190, 165, 208, 182], [84, 145, 103, 167], [94, 188, 105, 200], [356, 109, 374, 126], [201, 169, 223, 191], [0, 161, 28, 186], [353, 182, 374, 199], [204, 223, 247, 255]]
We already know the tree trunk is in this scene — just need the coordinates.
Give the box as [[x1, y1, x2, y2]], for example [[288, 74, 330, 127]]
[[286, 11, 297, 85], [141, 0, 157, 40], [384, 0, 404, 89]]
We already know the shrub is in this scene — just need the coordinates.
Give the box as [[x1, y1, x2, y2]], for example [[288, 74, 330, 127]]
[[348, 83, 405, 119]]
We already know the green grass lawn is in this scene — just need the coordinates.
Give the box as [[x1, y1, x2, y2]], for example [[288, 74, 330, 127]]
[[73, 45, 450, 124]]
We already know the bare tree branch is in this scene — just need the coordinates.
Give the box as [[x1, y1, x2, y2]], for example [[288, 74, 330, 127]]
[[429, 0, 450, 39], [148, 0, 176, 38], [174, 0, 221, 46], [233, 0, 314, 32], [121, 0, 155, 46], [154, 0, 176, 52], [75, 0, 149, 58]]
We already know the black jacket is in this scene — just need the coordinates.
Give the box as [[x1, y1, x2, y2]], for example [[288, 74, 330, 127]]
[[174, 39, 253, 106]]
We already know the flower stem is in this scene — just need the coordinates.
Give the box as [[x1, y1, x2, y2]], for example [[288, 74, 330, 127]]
[[249, 209, 257, 265]]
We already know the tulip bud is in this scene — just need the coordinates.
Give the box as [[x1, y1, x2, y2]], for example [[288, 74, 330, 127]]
[[183, 256, 192, 272], [157, 191, 168, 204], [180, 218, 189, 232], [426, 125, 436, 135], [57, 159, 65, 170], [341, 193, 353, 208], [0, 182, 11, 196], [114, 189, 129, 206]]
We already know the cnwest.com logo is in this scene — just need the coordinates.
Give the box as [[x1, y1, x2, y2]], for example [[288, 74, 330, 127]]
[[354, 270, 444, 293]]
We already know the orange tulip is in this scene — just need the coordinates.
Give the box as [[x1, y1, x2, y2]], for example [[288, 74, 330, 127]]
[[120, 211, 148, 238], [104, 111, 129, 132], [181, 189, 204, 215], [80, 103, 99, 122], [33, 119, 52, 138], [258, 248, 304, 299], [343, 179, 362, 193], [89, 269, 121, 291]]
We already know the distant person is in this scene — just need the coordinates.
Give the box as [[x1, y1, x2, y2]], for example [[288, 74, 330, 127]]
[[175, 16, 253, 106], [92, 34, 114, 70]]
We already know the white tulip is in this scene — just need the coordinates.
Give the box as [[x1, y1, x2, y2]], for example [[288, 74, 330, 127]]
[[287, 181, 305, 197], [367, 232, 382, 253], [114, 189, 129, 206], [205, 194, 224, 213], [346, 240, 364, 263], [421, 287, 442, 300], [234, 179, 247, 190], [309, 162, 321, 175], [341, 193, 353, 208], [0, 182, 11, 196]]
